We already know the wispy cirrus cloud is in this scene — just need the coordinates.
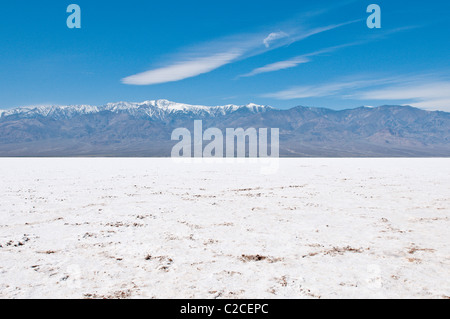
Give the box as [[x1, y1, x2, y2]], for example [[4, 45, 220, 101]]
[[263, 32, 289, 48], [239, 25, 418, 79], [121, 19, 357, 86], [263, 79, 380, 99], [240, 56, 311, 78], [353, 81, 450, 111], [239, 42, 362, 78], [263, 74, 450, 112], [122, 51, 242, 85]]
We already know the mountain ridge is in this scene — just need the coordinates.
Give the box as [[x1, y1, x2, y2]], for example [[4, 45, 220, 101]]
[[0, 100, 273, 120], [0, 100, 448, 157], [3, 100, 447, 118]]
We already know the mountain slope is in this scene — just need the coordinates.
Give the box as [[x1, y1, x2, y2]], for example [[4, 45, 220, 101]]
[[0, 100, 448, 157]]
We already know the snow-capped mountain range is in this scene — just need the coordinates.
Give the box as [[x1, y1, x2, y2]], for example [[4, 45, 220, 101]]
[[0, 100, 272, 120], [0, 100, 449, 157]]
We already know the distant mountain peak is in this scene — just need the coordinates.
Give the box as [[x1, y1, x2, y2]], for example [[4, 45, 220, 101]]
[[144, 99, 271, 112], [0, 99, 272, 120]]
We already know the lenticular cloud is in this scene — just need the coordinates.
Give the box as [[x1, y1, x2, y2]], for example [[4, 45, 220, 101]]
[[122, 51, 241, 85]]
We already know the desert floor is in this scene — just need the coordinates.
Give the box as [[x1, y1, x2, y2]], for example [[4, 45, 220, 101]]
[[0, 158, 449, 298]]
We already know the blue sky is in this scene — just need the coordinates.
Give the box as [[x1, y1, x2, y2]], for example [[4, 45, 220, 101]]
[[1, 0, 450, 111]]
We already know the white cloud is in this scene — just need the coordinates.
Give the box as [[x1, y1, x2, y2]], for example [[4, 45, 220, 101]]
[[239, 24, 416, 79], [243, 23, 420, 81], [355, 82, 450, 111], [239, 42, 363, 78], [122, 19, 356, 86], [122, 51, 241, 85], [288, 20, 359, 44], [263, 79, 378, 99], [412, 99, 450, 111], [263, 32, 289, 48], [263, 75, 450, 112], [240, 57, 310, 78]]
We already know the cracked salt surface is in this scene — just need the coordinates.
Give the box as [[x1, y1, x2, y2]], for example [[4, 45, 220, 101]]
[[0, 158, 449, 299]]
